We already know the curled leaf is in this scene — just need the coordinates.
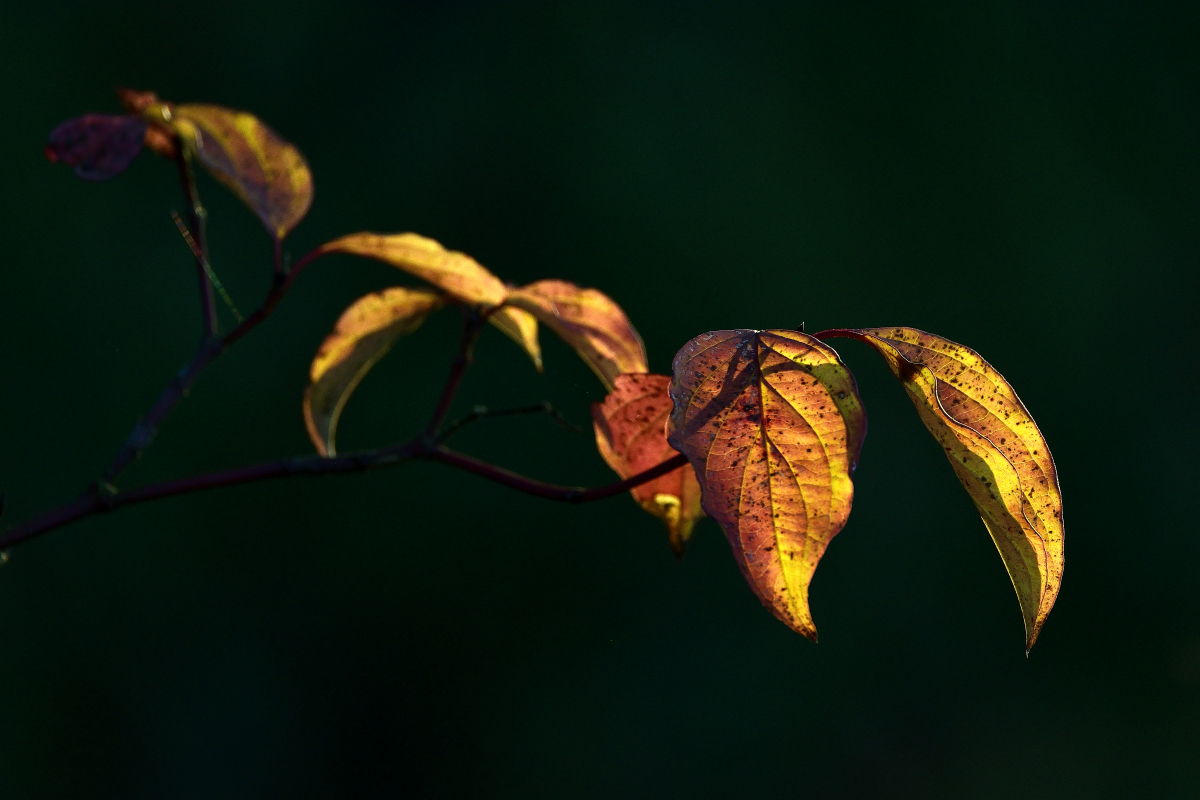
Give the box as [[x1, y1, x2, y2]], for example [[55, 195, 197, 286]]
[[488, 305, 543, 371], [45, 115, 146, 181], [318, 233, 508, 308], [593, 374, 704, 557], [667, 330, 866, 640], [304, 287, 445, 456], [172, 104, 313, 240], [819, 327, 1063, 650], [506, 280, 648, 390]]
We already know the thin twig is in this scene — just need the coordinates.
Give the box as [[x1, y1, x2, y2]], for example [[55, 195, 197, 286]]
[[175, 153, 217, 337], [424, 310, 486, 437], [438, 402, 580, 443], [172, 211, 243, 322], [0, 443, 689, 549]]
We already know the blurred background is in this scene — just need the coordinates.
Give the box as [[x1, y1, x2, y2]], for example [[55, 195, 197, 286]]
[[1, 2, 1197, 797]]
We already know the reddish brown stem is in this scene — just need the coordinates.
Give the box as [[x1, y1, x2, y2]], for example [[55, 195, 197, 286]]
[[0, 444, 689, 549], [424, 310, 486, 437], [222, 247, 325, 347], [431, 447, 690, 503]]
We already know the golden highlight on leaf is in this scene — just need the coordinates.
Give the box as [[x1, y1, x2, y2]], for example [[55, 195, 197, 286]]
[[824, 327, 1063, 651], [488, 305, 543, 371], [304, 287, 445, 456], [506, 280, 647, 390], [592, 374, 704, 557], [666, 330, 866, 640], [172, 104, 314, 240], [318, 233, 508, 308]]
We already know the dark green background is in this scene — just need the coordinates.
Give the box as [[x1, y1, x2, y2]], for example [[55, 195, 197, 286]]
[[1, 2, 1197, 797]]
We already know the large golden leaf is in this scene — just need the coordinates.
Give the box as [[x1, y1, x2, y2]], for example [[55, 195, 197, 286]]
[[488, 305, 543, 371], [317, 233, 508, 308], [592, 373, 704, 557], [506, 280, 647, 390], [304, 287, 445, 456], [818, 327, 1063, 650], [172, 104, 313, 240], [666, 330, 866, 640]]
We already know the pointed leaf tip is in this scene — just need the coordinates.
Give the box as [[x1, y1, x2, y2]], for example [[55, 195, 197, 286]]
[[303, 287, 445, 456], [823, 327, 1063, 650], [507, 280, 647, 390], [488, 305, 543, 371], [592, 374, 704, 556], [172, 104, 313, 240], [318, 232, 508, 308], [666, 330, 866, 639]]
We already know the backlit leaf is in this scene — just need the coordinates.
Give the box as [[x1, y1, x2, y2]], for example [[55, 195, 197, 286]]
[[667, 330, 866, 640], [318, 233, 508, 308], [45, 115, 146, 181], [593, 374, 704, 557], [304, 287, 445, 456], [488, 305, 543, 371], [506, 280, 648, 391], [172, 104, 313, 240], [818, 327, 1063, 650]]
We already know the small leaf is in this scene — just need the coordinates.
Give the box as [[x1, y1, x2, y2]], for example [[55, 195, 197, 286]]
[[593, 374, 704, 557], [506, 280, 648, 390], [821, 327, 1063, 650], [172, 104, 313, 240], [304, 287, 445, 456], [45, 115, 146, 181], [318, 233, 508, 308], [667, 330, 866, 640], [488, 305, 543, 371]]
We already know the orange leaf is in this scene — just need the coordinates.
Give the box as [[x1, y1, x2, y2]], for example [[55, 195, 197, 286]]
[[506, 280, 647, 390], [317, 233, 508, 308], [172, 104, 313, 240], [304, 287, 445, 456], [666, 330, 866, 640], [488, 305, 543, 371], [592, 374, 704, 557], [821, 327, 1063, 650]]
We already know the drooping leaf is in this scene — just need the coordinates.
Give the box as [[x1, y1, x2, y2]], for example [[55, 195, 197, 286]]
[[817, 327, 1063, 650], [488, 305, 543, 371], [666, 330, 866, 640], [171, 104, 314, 240], [593, 374, 704, 557], [304, 287, 445, 456], [506, 280, 648, 391], [318, 233, 508, 308], [45, 115, 147, 181]]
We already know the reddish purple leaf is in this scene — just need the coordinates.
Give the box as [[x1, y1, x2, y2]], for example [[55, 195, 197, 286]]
[[45, 115, 147, 181]]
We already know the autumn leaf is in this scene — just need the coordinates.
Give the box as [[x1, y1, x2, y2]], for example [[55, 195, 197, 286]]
[[304, 287, 445, 456], [817, 327, 1063, 651], [171, 104, 313, 240], [666, 330, 866, 640], [488, 305, 543, 371], [45, 115, 147, 181], [317, 233, 508, 308], [506, 280, 648, 390], [593, 374, 704, 557]]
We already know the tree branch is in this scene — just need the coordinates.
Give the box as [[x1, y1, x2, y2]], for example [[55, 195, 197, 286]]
[[424, 310, 486, 437], [0, 444, 690, 549], [176, 153, 217, 337]]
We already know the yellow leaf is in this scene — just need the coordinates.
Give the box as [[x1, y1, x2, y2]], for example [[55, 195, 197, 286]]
[[304, 287, 445, 456], [488, 305, 543, 371], [592, 373, 704, 557], [506, 280, 648, 390], [822, 327, 1063, 651], [317, 233, 508, 308], [172, 104, 313, 240], [666, 330, 867, 640]]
